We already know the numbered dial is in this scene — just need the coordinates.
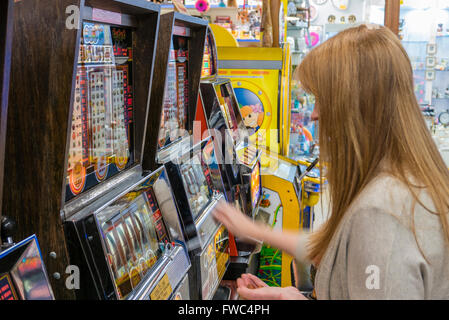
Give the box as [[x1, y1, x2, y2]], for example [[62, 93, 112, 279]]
[[439, 111, 449, 126]]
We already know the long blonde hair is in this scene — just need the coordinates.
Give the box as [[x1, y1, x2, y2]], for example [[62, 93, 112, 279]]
[[295, 24, 449, 263]]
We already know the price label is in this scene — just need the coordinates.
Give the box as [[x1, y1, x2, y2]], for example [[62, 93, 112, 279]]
[[150, 274, 172, 300]]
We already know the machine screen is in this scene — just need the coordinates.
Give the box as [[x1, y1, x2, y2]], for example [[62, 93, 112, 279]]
[[97, 179, 170, 299], [180, 153, 213, 221], [0, 274, 17, 300], [250, 161, 261, 211], [0, 236, 54, 300], [66, 22, 134, 201], [158, 35, 190, 150], [180, 139, 223, 221]]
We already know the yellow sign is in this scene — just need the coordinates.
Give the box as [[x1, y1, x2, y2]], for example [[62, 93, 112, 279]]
[[150, 274, 173, 300]]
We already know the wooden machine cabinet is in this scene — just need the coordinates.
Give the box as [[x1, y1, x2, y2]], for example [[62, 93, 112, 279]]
[[2, 0, 160, 299], [143, 12, 208, 171]]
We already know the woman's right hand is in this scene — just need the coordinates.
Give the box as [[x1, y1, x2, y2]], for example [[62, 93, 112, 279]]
[[212, 200, 261, 240]]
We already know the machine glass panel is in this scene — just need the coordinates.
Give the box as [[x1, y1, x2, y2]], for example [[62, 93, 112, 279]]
[[66, 22, 135, 202], [96, 180, 170, 299], [179, 138, 223, 221], [158, 31, 191, 150], [219, 82, 247, 145]]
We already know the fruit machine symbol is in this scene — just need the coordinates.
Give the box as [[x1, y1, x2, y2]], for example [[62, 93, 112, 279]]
[[65, 22, 135, 202]]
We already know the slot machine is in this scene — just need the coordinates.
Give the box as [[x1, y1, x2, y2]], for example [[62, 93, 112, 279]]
[[197, 27, 264, 286], [3, 0, 191, 300], [64, 167, 191, 300], [164, 136, 229, 300], [62, 2, 191, 300], [0, 235, 54, 300], [198, 27, 262, 219], [0, 0, 14, 245], [142, 14, 231, 300]]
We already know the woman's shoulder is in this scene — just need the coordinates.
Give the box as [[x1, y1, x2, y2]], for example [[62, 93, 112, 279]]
[[348, 172, 436, 222], [344, 172, 445, 263]]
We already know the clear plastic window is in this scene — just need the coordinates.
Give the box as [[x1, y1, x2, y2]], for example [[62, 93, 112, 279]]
[[158, 35, 190, 149], [66, 22, 134, 201], [98, 190, 166, 299]]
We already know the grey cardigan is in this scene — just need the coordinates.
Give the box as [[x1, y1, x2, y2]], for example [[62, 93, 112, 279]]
[[296, 173, 449, 299]]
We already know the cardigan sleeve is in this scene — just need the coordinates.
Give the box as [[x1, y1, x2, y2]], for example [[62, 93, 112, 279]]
[[295, 232, 312, 264], [345, 208, 429, 299]]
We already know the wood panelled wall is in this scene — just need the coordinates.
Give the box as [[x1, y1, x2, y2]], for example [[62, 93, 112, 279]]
[[0, 0, 14, 245]]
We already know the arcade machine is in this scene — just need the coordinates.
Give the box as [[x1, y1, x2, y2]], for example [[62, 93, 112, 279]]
[[215, 45, 291, 154], [164, 136, 230, 300], [142, 13, 230, 300], [206, 23, 312, 288], [3, 0, 190, 300], [0, 235, 54, 300], [210, 0, 292, 155], [0, 0, 14, 246], [197, 27, 264, 290], [62, 2, 192, 300], [197, 27, 253, 217]]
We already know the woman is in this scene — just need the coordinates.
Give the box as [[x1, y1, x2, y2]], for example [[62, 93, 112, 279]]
[[213, 24, 449, 300]]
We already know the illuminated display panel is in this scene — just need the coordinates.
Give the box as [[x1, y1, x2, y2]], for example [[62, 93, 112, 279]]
[[250, 161, 261, 210], [201, 30, 216, 78], [66, 22, 135, 202], [97, 181, 169, 300], [158, 34, 190, 150], [0, 274, 17, 300]]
